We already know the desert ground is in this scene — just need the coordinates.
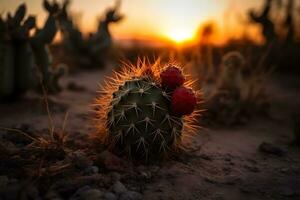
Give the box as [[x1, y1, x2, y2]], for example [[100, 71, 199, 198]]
[[0, 69, 299, 200]]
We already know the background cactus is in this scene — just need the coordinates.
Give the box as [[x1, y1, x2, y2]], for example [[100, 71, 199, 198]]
[[94, 60, 202, 159], [52, 0, 124, 69], [0, 3, 65, 100], [205, 51, 270, 125]]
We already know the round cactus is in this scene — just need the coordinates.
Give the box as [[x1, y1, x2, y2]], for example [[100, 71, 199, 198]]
[[107, 77, 184, 157], [94, 60, 202, 159]]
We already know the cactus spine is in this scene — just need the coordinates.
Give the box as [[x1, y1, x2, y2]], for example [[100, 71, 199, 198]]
[[108, 77, 183, 157]]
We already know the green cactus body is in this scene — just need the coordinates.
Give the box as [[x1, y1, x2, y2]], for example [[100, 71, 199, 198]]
[[33, 16, 57, 44], [30, 15, 63, 94], [14, 42, 36, 93], [12, 3, 26, 26], [0, 42, 15, 97], [0, 3, 63, 100], [107, 76, 183, 157]]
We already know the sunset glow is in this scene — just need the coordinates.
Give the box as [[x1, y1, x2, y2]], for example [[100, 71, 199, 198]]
[[1, 0, 264, 45], [166, 28, 196, 44]]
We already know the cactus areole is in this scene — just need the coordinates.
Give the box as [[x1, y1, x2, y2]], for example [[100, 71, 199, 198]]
[[95, 63, 201, 159]]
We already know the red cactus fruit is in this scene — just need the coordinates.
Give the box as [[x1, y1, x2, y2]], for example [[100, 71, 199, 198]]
[[171, 87, 197, 116], [160, 66, 185, 89]]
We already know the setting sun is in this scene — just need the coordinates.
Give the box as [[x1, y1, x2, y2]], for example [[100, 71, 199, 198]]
[[167, 28, 196, 43]]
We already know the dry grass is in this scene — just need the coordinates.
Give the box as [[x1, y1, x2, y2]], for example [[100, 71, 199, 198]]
[[0, 84, 74, 180]]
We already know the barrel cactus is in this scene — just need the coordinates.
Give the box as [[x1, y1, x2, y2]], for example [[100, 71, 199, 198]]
[[94, 60, 202, 159]]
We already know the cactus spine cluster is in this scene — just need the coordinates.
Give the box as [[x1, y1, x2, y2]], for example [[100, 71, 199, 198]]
[[108, 77, 183, 157], [0, 3, 64, 100], [95, 60, 201, 159]]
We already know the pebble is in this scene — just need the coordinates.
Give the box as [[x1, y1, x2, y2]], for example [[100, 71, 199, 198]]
[[258, 142, 286, 156], [119, 191, 143, 200], [112, 181, 127, 195], [0, 176, 8, 188], [149, 165, 160, 173], [70, 151, 93, 169], [45, 190, 62, 200], [199, 153, 212, 161], [279, 168, 289, 173], [279, 187, 295, 197], [97, 151, 123, 171], [111, 172, 121, 182], [139, 171, 151, 179], [84, 166, 99, 175], [103, 192, 117, 200], [244, 165, 260, 173], [70, 186, 103, 200]]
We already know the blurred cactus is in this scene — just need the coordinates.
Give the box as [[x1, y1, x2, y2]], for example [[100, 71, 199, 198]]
[[0, 3, 65, 100], [205, 52, 245, 125], [249, 0, 277, 45], [284, 0, 295, 43], [217, 52, 245, 92], [205, 51, 270, 125], [54, 0, 124, 68]]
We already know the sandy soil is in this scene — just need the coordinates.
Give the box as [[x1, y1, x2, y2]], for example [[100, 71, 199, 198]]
[[0, 70, 299, 200]]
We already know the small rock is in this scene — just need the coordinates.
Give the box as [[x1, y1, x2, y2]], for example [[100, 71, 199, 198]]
[[84, 166, 99, 175], [83, 189, 103, 200], [199, 153, 212, 161], [112, 181, 127, 195], [103, 192, 117, 200], [71, 186, 103, 200], [244, 165, 260, 173], [45, 190, 62, 200], [204, 177, 218, 184], [0, 176, 8, 188], [97, 151, 123, 171], [111, 172, 121, 182], [149, 165, 160, 173], [223, 175, 240, 185], [239, 186, 252, 194], [258, 142, 286, 156], [279, 187, 295, 197], [1, 184, 41, 200], [70, 151, 93, 169], [139, 171, 151, 179], [119, 191, 143, 200], [71, 185, 91, 197], [279, 168, 289, 173]]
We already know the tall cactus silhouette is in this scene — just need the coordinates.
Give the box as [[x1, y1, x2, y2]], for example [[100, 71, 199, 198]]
[[55, 0, 124, 68], [0, 3, 65, 100], [94, 60, 202, 160], [249, 0, 276, 45]]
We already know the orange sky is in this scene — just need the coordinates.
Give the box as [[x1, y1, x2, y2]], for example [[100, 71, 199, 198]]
[[1, 0, 264, 45]]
